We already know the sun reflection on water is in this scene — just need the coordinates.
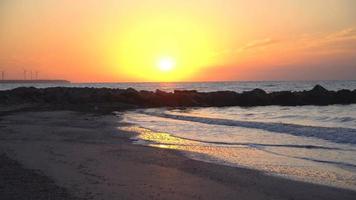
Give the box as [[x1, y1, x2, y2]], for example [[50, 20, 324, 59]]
[[119, 125, 356, 190]]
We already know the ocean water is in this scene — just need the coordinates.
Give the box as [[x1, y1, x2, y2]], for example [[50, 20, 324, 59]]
[[120, 105, 356, 190], [0, 80, 356, 92], [113, 80, 355, 190]]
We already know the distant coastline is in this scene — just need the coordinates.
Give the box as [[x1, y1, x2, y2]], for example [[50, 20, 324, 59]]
[[0, 80, 70, 84]]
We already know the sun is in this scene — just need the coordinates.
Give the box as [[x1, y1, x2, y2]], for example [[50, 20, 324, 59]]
[[115, 16, 216, 81], [157, 57, 175, 72]]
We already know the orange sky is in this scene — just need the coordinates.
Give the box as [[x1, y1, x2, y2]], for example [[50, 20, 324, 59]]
[[1, 0, 356, 82]]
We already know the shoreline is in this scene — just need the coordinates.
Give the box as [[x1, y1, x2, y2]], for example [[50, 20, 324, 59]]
[[121, 126, 356, 191], [122, 123, 356, 191], [1, 107, 355, 199]]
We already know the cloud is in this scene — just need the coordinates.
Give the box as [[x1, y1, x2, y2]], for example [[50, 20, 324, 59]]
[[300, 27, 356, 53], [211, 27, 356, 61], [326, 28, 356, 39], [240, 38, 276, 51], [211, 38, 278, 58]]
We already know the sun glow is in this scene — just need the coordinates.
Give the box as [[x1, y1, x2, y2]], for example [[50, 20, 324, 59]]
[[158, 57, 175, 72], [110, 15, 217, 82]]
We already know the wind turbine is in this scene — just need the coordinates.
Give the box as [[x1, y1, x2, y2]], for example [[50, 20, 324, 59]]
[[23, 69, 27, 80], [0, 70, 4, 81]]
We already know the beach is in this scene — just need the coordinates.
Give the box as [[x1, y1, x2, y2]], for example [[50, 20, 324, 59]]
[[2, 0, 356, 198], [1, 106, 355, 200]]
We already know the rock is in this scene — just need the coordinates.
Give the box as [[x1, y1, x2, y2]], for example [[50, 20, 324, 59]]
[[205, 91, 238, 106], [310, 84, 329, 94], [174, 90, 198, 94], [123, 88, 139, 97], [250, 88, 267, 95], [0, 85, 355, 109], [270, 91, 296, 106], [240, 88, 269, 106], [155, 89, 169, 96], [334, 89, 353, 104]]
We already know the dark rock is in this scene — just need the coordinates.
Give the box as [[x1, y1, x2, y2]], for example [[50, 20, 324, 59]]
[[298, 84, 333, 105], [249, 88, 267, 95], [0, 85, 355, 109], [155, 89, 169, 96], [205, 91, 238, 106], [174, 90, 198, 94], [270, 91, 296, 106], [125, 87, 139, 94], [240, 88, 269, 106], [311, 84, 328, 94], [334, 89, 354, 104]]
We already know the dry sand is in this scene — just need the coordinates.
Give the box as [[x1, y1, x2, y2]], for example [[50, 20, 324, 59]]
[[0, 108, 355, 200]]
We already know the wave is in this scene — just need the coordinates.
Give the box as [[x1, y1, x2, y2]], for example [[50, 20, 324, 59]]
[[157, 135, 353, 151], [128, 126, 356, 170], [255, 146, 356, 169], [140, 110, 356, 144], [335, 117, 355, 123], [125, 124, 355, 151]]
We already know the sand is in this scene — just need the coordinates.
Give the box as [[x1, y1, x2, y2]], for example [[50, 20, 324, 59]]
[[0, 107, 355, 200], [0, 154, 77, 200]]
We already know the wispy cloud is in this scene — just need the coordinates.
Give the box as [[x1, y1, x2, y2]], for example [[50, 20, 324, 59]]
[[296, 27, 356, 53], [326, 27, 356, 39], [211, 38, 277, 58], [211, 27, 356, 62], [240, 38, 276, 51]]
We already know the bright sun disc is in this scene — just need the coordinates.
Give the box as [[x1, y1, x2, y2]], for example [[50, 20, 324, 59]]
[[158, 57, 175, 72]]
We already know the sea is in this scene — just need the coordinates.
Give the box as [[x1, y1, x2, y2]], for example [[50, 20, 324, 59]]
[[1, 80, 356, 190]]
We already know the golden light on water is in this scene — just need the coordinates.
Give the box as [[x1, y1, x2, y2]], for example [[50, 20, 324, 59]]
[[120, 125, 356, 190]]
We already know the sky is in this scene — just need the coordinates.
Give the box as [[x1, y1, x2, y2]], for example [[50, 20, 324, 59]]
[[1, 0, 356, 82]]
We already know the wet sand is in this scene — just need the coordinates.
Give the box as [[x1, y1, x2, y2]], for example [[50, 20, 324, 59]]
[[0, 108, 355, 200]]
